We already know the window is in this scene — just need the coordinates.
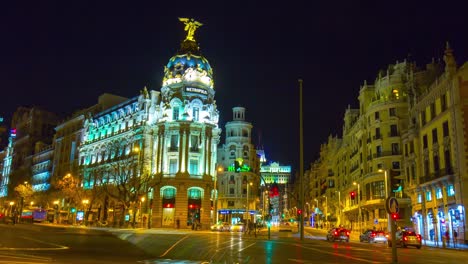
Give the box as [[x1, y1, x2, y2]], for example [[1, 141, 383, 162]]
[[228, 200, 234, 206], [392, 161, 400, 169], [423, 135, 428, 149], [169, 159, 178, 174], [193, 107, 199, 121], [447, 185, 455, 196], [445, 150, 452, 172], [376, 145, 382, 157], [170, 135, 179, 150], [390, 124, 398, 136], [375, 128, 381, 139], [189, 159, 199, 175], [229, 188, 234, 195], [443, 121, 449, 137], [436, 188, 443, 199], [375, 111, 380, 120], [430, 103, 436, 120], [229, 175, 235, 184], [433, 155, 440, 174], [405, 144, 409, 156], [410, 141, 414, 153], [389, 108, 396, 117], [426, 191, 432, 201], [172, 106, 180, 120], [441, 93, 447, 111], [190, 135, 199, 151], [417, 193, 422, 203], [432, 128, 438, 143]]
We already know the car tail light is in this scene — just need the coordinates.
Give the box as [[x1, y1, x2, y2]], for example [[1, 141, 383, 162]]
[[372, 233, 376, 237], [403, 236, 408, 241], [417, 235, 421, 241], [346, 231, 350, 236], [334, 231, 338, 235]]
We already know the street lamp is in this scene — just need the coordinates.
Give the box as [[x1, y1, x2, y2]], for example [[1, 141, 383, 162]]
[[378, 168, 396, 264], [246, 182, 253, 222], [335, 191, 342, 226], [353, 182, 361, 232], [323, 195, 328, 228]]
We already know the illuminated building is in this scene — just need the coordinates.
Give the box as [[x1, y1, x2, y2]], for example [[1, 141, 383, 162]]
[[260, 162, 291, 223], [0, 107, 58, 198], [78, 18, 221, 228], [405, 44, 468, 245], [307, 45, 468, 245], [216, 107, 260, 224]]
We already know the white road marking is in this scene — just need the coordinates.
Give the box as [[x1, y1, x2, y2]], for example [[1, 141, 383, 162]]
[[0, 236, 69, 251]]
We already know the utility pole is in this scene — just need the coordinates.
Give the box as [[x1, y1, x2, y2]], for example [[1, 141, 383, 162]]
[[299, 79, 304, 241]]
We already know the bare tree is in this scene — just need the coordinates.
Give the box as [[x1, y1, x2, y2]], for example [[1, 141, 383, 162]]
[[99, 138, 161, 227]]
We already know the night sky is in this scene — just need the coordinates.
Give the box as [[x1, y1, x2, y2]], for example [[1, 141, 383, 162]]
[[1, 1, 468, 174]]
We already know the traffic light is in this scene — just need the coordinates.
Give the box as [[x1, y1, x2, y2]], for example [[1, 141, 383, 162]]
[[389, 169, 402, 194], [270, 183, 279, 197], [297, 209, 302, 215], [391, 213, 399, 220], [350, 191, 356, 200], [70, 207, 76, 213]]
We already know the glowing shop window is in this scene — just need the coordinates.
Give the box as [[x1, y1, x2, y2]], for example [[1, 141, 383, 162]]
[[436, 188, 443, 199], [417, 193, 422, 203], [448, 185, 455, 196]]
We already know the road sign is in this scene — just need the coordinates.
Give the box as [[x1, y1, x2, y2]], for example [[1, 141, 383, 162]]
[[374, 218, 379, 225], [385, 197, 399, 214]]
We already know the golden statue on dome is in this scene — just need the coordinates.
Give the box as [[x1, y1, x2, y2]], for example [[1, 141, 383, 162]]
[[179, 17, 203, 42]]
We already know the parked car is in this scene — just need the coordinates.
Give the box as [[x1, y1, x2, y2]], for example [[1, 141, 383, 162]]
[[326, 227, 350, 242], [360, 230, 388, 243], [210, 222, 231, 232], [230, 223, 245, 232], [388, 230, 422, 249]]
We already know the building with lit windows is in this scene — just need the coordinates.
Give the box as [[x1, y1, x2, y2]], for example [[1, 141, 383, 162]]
[[307, 44, 468, 245], [260, 162, 291, 223], [404, 44, 468, 245], [78, 18, 221, 229], [216, 107, 260, 225]]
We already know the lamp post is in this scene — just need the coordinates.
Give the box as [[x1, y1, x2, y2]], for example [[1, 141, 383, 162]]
[[378, 168, 396, 264], [9, 201, 14, 217], [336, 191, 342, 226], [82, 199, 89, 225], [323, 195, 328, 228], [353, 182, 361, 232], [246, 182, 252, 223]]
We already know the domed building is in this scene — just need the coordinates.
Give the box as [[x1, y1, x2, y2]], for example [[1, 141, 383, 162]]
[[78, 18, 221, 229]]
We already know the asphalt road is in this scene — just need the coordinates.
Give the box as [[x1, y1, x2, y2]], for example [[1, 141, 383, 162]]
[[1, 224, 467, 264]]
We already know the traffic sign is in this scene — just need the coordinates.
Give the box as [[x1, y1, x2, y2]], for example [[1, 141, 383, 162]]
[[374, 218, 379, 225], [385, 197, 399, 214]]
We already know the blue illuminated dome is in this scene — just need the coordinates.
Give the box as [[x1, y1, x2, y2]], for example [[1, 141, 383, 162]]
[[166, 54, 213, 78]]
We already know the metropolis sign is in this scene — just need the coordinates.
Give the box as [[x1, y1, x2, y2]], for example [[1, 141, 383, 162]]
[[185, 87, 208, 95]]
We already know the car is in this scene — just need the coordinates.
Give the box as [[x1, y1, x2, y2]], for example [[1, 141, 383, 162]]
[[359, 229, 374, 242], [230, 223, 244, 232], [326, 227, 350, 242], [388, 230, 422, 249], [210, 222, 231, 232], [359, 230, 388, 243]]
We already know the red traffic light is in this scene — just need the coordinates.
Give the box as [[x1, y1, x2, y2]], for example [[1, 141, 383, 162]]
[[297, 209, 302, 215], [350, 191, 356, 199], [391, 213, 399, 220]]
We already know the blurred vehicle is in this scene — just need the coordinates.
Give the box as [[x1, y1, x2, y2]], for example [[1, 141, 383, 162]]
[[230, 223, 244, 232], [388, 230, 422, 249], [326, 227, 350, 242], [210, 222, 231, 232], [360, 230, 388, 243], [279, 221, 293, 232], [359, 229, 374, 242]]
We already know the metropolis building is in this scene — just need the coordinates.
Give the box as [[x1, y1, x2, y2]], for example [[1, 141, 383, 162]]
[[78, 18, 221, 228]]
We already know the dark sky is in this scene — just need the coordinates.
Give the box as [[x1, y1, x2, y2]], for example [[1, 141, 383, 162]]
[[1, 1, 468, 174]]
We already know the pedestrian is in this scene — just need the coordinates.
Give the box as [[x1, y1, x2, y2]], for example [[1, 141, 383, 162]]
[[176, 217, 180, 229], [454, 230, 458, 247], [445, 230, 450, 247], [430, 229, 434, 241]]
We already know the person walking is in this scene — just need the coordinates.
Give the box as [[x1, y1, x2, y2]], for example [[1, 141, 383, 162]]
[[453, 230, 458, 247]]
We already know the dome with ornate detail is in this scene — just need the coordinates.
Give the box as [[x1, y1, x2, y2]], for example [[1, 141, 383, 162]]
[[162, 50, 214, 89]]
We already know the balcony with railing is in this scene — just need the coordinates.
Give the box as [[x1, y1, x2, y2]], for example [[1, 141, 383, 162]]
[[419, 167, 454, 184]]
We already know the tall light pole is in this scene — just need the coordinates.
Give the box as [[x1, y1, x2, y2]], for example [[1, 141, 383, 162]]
[[353, 182, 361, 232], [299, 79, 304, 240], [379, 168, 397, 264], [323, 195, 328, 228], [336, 191, 341, 226], [246, 182, 252, 223]]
